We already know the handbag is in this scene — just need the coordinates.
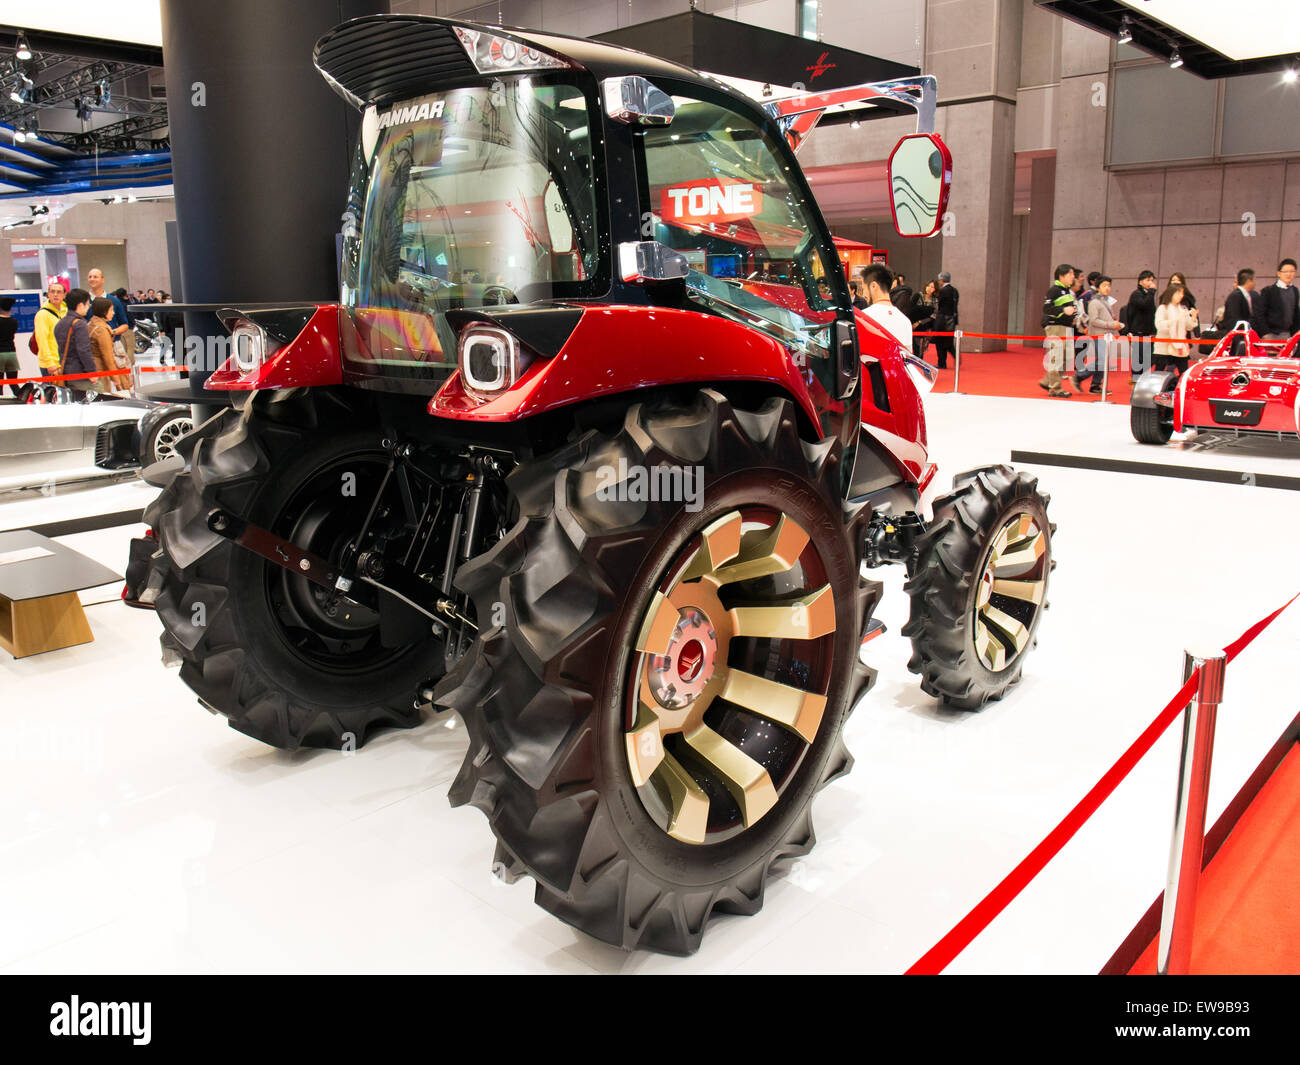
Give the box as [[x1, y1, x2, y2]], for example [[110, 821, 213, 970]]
[[112, 335, 130, 369]]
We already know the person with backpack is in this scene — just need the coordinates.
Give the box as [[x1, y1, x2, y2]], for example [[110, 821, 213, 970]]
[[52, 288, 96, 393], [1038, 263, 1077, 397], [32, 281, 67, 377]]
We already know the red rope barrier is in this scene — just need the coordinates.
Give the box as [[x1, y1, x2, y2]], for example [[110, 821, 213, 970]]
[[3, 365, 180, 387], [913, 331, 1230, 346], [905, 590, 1300, 975]]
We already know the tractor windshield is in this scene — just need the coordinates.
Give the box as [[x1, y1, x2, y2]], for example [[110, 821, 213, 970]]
[[341, 78, 604, 380]]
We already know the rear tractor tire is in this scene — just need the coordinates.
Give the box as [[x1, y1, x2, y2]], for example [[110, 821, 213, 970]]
[[434, 389, 878, 954], [143, 390, 439, 749], [903, 465, 1054, 710]]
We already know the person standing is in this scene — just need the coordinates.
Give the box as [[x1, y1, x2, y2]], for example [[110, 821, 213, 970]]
[[53, 288, 96, 393], [1122, 270, 1159, 376], [860, 262, 912, 348], [1076, 276, 1120, 394], [911, 279, 937, 363], [87, 298, 123, 393], [0, 297, 18, 397], [1169, 272, 1199, 343], [33, 281, 67, 377], [1222, 268, 1257, 353], [1039, 263, 1077, 397], [890, 272, 913, 316], [86, 268, 134, 370], [1254, 258, 1299, 340], [1153, 283, 1197, 375], [849, 280, 868, 310], [932, 271, 959, 369]]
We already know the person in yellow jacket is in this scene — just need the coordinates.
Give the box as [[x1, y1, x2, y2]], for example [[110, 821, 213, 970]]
[[33, 281, 68, 375]]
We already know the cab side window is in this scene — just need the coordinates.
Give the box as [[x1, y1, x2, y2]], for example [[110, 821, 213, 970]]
[[636, 90, 845, 354]]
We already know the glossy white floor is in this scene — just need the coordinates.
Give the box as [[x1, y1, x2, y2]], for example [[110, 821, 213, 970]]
[[1, 394, 1296, 974]]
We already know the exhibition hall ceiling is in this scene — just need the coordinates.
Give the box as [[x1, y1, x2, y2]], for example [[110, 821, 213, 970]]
[[0, 1, 161, 47], [1038, 0, 1300, 77]]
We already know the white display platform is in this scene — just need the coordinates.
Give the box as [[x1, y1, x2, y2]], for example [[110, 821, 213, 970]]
[[0, 392, 1295, 973]]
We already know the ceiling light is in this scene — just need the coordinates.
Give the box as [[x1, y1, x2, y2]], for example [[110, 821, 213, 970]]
[[15, 31, 31, 61], [94, 79, 110, 106], [1117, 16, 1132, 46], [1285, 66, 1299, 84], [13, 127, 25, 143], [850, 119, 861, 129], [9, 71, 32, 104], [1169, 46, 1183, 69]]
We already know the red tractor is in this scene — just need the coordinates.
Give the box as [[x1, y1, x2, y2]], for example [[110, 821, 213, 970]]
[[139, 14, 1054, 953]]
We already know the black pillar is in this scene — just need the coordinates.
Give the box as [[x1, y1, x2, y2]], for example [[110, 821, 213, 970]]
[[160, 0, 384, 399]]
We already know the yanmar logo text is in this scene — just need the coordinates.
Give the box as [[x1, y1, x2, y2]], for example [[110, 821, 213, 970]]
[[50, 996, 151, 1046], [376, 99, 446, 129]]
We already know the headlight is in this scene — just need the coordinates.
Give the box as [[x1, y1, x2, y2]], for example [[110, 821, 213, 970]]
[[459, 325, 529, 399]]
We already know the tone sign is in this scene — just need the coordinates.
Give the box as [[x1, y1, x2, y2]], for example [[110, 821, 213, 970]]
[[660, 179, 763, 225]]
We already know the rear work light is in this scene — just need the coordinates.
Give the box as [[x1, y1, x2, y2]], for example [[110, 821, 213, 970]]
[[459, 325, 531, 400], [228, 319, 279, 374], [453, 27, 569, 73]]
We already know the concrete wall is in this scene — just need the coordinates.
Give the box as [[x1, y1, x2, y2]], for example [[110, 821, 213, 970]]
[[1, 200, 177, 294]]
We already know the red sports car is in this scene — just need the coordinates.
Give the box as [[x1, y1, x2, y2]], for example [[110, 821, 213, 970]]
[[1131, 327, 1300, 444]]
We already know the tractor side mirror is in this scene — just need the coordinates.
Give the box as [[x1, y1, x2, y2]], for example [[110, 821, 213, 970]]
[[887, 133, 951, 238], [603, 76, 674, 126], [618, 241, 688, 283]]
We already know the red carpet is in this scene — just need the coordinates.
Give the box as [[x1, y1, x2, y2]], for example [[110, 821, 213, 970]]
[[1130, 743, 1300, 974], [918, 343, 1136, 403]]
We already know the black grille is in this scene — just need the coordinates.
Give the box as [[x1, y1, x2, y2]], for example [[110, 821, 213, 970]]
[[94, 423, 111, 467], [314, 15, 479, 109]]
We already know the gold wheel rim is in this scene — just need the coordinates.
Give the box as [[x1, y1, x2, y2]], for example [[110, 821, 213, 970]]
[[973, 511, 1047, 673], [625, 509, 836, 845]]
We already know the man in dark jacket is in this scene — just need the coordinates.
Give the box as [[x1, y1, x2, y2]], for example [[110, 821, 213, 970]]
[[932, 272, 959, 368], [1123, 271, 1158, 336], [1222, 268, 1256, 353], [52, 288, 95, 391], [1253, 258, 1299, 340], [1122, 270, 1158, 376], [1039, 264, 1077, 397]]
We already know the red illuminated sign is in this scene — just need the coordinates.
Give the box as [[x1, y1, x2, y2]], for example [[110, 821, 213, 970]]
[[660, 179, 763, 225]]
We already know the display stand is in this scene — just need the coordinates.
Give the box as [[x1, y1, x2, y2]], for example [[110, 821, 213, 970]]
[[0, 530, 121, 659]]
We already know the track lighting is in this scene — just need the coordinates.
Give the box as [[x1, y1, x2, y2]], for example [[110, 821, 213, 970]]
[[1169, 46, 1183, 69], [94, 78, 110, 106], [1117, 16, 1132, 46], [15, 31, 31, 61]]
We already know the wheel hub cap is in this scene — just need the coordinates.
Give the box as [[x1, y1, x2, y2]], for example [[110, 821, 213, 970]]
[[973, 511, 1048, 673], [624, 510, 837, 845], [647, 608, 717, 709]]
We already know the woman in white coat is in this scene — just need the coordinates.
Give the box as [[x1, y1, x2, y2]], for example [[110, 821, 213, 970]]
[[1153, 283, 1198, 375]]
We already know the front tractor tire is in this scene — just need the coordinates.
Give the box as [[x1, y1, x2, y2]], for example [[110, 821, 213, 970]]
[[435, 390, 878, 954], [903, 465, 1054, 710], [143, 391, 438, 749]]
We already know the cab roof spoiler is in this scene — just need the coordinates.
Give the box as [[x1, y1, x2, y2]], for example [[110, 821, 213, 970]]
[[761, 75, 938, 153], [314, 15, 576, 110]]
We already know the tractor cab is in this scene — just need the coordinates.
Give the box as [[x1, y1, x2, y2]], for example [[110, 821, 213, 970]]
[[316, 15, 950, 406]]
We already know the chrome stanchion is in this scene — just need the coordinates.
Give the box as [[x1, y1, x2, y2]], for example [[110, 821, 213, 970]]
[[1100, 335, 1111, 403], [1157, 648, 1227, 975], [953, 329, 962, 394]]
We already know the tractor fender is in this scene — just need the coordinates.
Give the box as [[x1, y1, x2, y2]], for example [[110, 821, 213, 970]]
[[428, 304, 825, 431], [1130, 369, 1178, 408]]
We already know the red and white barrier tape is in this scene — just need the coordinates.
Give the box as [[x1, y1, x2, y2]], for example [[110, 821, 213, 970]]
[[905, 590, 1300, 975]]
